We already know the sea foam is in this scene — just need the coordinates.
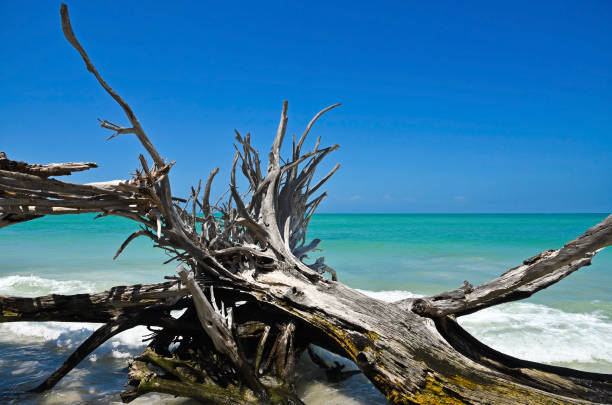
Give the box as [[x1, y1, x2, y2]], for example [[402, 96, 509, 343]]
[[0, 322, 150, 361], [0, 275, 149, 361], [459, 302, 612, 364], [0, 275, 97, 297], [357, 288, 612, 368], [356, 288, 422, 301]]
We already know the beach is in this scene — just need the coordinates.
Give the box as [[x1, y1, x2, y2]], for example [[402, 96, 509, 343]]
[[1, 213, 610, 404]]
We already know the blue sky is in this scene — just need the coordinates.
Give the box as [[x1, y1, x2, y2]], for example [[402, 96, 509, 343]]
[[1, 1, 610, 213]]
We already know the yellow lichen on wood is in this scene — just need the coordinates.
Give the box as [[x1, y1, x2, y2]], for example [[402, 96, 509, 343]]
[[304, 313, 361, 356], [365, 330, 380, 341], [408, 373, 581, 405], [2, 310, 20, 317], [407, 376, 467, 405], [277, 304, 364, 358]]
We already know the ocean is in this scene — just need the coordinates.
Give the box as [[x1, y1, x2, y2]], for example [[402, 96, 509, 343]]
[[0, 213, 610, 404]]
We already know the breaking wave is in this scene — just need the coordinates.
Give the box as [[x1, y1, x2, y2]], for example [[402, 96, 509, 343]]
[[0, 275, 97, 296], [359, 288, 612, 369]]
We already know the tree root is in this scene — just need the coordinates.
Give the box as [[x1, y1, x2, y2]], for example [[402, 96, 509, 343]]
[[30, 315, 138, 392], [121, 307, 306, 405]]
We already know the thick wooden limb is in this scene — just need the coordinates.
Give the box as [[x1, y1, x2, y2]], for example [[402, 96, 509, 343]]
[[407, 213, 612, 317], [136, 347, 211, 385], [0, 212, 41, 229], [30, 316, 138, 392], [238, 270, 612, 404], [122, 360, 259, 404], [0, 197, 149, 209], [434, 316, 612, 402], [0, 281, 187, 323], [0, 168, 129, 198], [1, 206, 110, 217], [0, 158, 165, 230], [0, 152, 97, 177], [292, 238, 320, 259]]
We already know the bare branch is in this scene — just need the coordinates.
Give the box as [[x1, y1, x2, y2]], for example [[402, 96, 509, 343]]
[[407, 214, 612, 317], [0, 152, 97, 177], [98, 119, 137, 140], [60, 4, 163, 166], [308, 163, 340, 197], [202, 167, 219, 219], [268, 100, 289, 171], [295, 103, 341, 159], [113, 229, 156, 260], [30, 317, 137, 392]]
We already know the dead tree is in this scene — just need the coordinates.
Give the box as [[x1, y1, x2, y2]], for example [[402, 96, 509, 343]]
[[1, 4, 611, 404]]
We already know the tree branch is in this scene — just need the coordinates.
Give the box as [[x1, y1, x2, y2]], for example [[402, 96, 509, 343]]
[[406, 214, 612, 317], [30, 316, 138, 392], [0, 152, 97, 177], [0, 281, 187, 323]]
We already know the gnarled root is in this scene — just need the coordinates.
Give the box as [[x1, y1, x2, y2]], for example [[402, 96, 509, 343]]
[[122, 302, 306, 404]]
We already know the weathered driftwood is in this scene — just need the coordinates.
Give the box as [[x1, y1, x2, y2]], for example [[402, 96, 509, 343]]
[[0, 280, 187, 323], [0, 152, 97, 177], [1, 4, 611, 404]]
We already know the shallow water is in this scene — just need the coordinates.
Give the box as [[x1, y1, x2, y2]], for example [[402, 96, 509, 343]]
[[0, 213, 610, 404]]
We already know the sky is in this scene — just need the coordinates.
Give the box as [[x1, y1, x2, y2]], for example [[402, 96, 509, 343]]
[[1, 0, 610, 213]]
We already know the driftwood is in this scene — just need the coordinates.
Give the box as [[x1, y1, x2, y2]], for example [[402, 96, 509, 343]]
[[1, 4, 611, 404]]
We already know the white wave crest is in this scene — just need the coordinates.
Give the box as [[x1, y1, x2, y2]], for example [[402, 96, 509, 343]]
[[0, 275, 96, 296], [459, 302, 612, 364], [0, 275, 154, 362], [359, 289, 612, 367], [356, 289, 422, 302]]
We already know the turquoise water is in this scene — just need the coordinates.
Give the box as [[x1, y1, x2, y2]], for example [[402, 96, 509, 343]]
[[309, 214, 612, 311], [0, 214, 610, 404]]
